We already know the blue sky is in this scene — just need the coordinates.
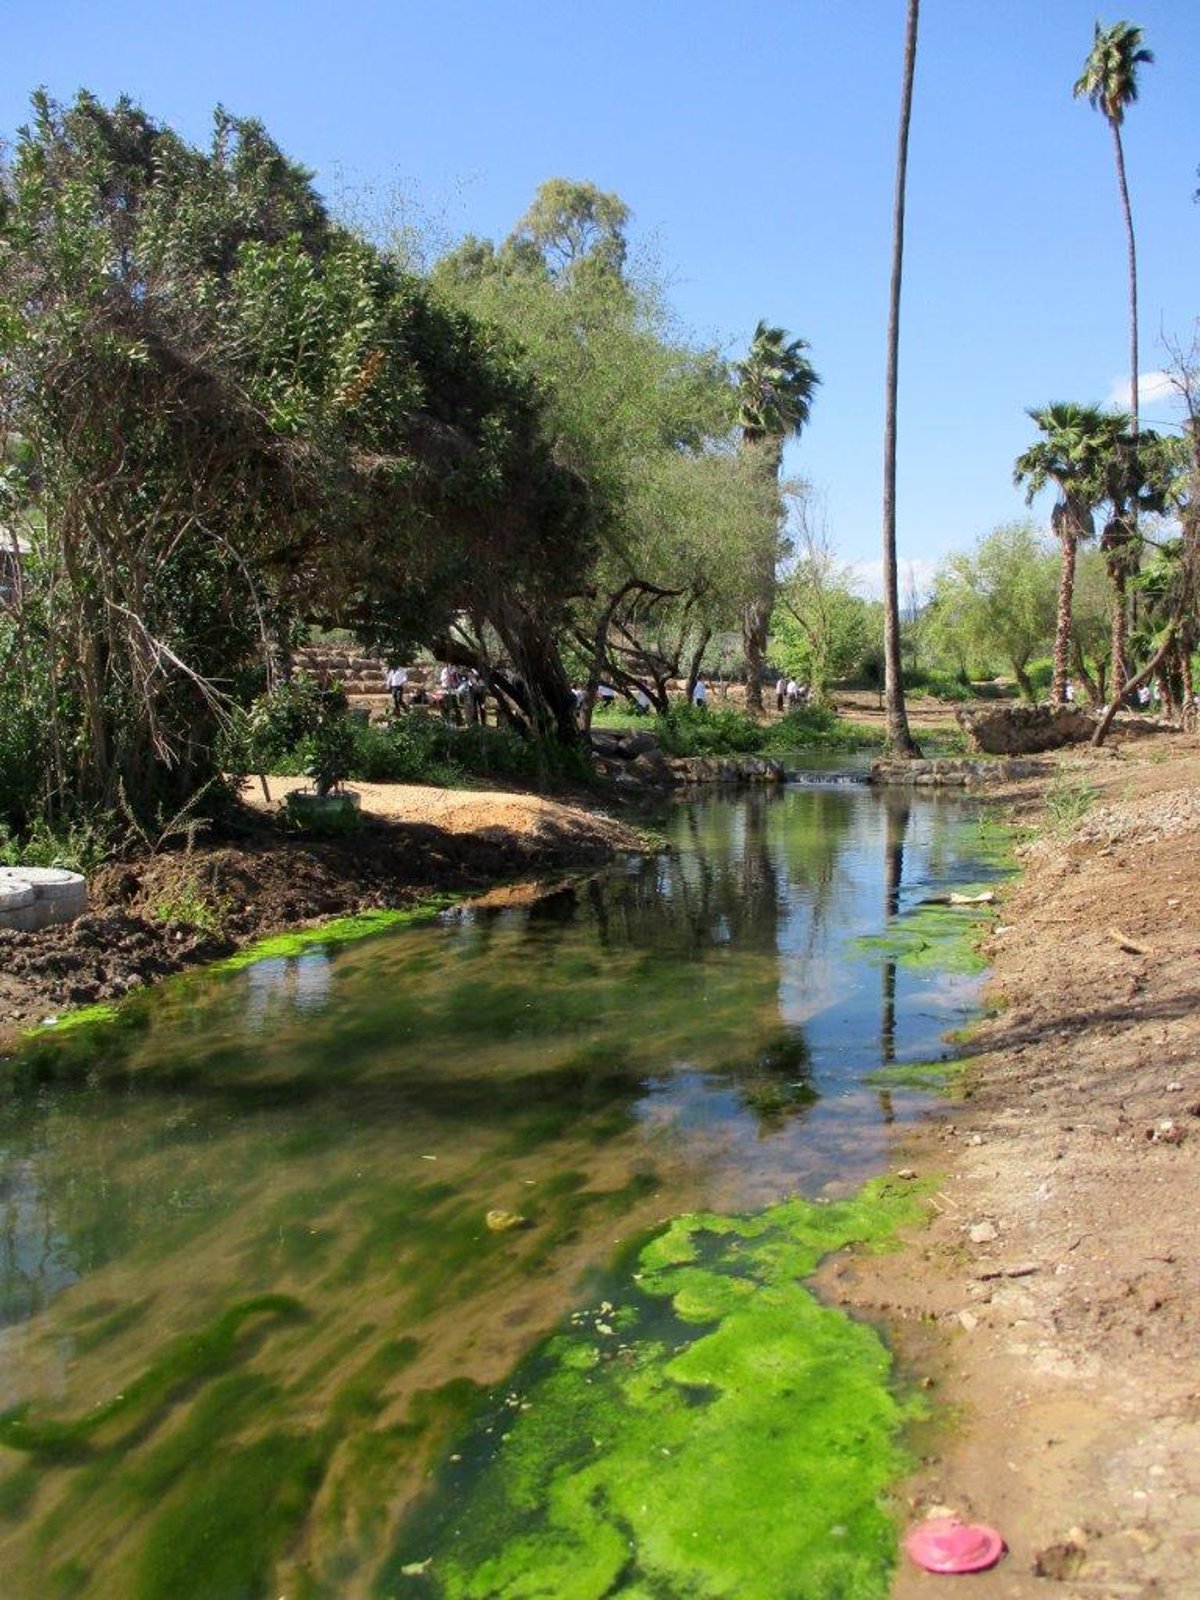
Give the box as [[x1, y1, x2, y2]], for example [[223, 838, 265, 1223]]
[[5, 1, 1198, 589]]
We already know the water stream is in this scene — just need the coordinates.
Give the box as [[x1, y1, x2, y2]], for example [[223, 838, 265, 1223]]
[[0, 783, 1006, 1599]]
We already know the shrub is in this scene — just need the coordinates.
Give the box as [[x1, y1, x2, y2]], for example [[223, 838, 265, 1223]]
[[652, 706, 765, 757], [762, 704, 882, 753], [1027, 658, 1054, 697], [0, 816, 114, 874]]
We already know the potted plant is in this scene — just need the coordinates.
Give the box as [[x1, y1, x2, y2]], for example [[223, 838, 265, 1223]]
[[285, 693, 361, 831]]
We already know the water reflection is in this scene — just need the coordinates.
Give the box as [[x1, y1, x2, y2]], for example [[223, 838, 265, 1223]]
[[0, 784, 1005, 1599]]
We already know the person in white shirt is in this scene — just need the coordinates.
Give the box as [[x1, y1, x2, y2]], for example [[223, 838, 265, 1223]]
[[385, 664, 408, 712], [692, 679, 708, 707]]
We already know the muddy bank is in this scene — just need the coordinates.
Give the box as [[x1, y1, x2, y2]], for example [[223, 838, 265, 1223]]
[[0, 785, 645, 1044], [832, 735, 1200, 1597]]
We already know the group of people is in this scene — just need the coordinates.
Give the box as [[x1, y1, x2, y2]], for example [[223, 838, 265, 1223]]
[[774, 676, 810, 712], [385, 663, 488, 725]]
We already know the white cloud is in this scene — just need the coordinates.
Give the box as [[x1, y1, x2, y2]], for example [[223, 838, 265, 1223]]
[[846, 557, 937, 603], [1104, 370, 1178, 412]]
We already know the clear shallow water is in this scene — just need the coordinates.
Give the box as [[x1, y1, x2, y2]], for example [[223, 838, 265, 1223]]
[[0, 785, 1005, 1599]]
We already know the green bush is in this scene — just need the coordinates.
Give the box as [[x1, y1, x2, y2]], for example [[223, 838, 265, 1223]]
[[0, 816, 114, 874], [341, 717, 591, 791], [235, 677, 346, 771], [1027, 658, 1054, 696], [907, 671, 973, 703], [762, 704, 882, 752], [651, 705, 766, 757]]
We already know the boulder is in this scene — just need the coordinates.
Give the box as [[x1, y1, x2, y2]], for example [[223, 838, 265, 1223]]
[[956, 704, 1094, 755]]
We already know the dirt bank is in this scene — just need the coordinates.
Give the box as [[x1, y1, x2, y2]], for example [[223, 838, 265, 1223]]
[[0, 783, 645, 1045], [829, 733, 1200, 1597]]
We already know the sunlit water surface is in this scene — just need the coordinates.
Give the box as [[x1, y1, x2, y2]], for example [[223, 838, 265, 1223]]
[[0, 784, 1005, 1599]]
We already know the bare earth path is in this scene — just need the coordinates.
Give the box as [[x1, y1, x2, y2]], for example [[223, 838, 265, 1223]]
[[830, 735, 1200, 1598]]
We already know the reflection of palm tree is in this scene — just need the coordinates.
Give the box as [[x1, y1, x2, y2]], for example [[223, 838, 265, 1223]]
[[737, 322, 820, 712], [880, 795, 911, 1067]]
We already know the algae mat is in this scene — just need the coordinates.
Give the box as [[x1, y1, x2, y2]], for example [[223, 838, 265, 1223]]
[[385, 1178, 929, 1600]]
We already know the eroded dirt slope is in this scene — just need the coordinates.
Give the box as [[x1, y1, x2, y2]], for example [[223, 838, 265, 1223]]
[[834, 737, 1200, 1598]]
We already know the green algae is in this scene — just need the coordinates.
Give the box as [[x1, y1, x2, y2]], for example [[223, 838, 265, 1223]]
[[863, 1057, 966, 1094], [0, 1295, 304, 1459], [10, 899, 459, 1060], [854, 891, 996, 975], [209, 901, 457, 973], [383, 1177, 931, 1599]]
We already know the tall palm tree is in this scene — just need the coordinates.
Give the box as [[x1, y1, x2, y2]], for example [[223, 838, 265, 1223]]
[[881, 0, 921, 757], [1074, 21, 1153, 435], [736, 320, 819, 712], [1014, 403, 1128, 704], [1098, 424, 1169, 691]]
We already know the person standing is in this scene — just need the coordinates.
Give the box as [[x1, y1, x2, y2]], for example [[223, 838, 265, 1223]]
[[385, 663, 408, 713], [775, 675, 787, 712], [692, 678, 708, 707]]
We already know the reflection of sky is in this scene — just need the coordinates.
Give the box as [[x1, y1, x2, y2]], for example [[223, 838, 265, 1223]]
[[242, 952, 334, 1024], [0, 1159, 79, 1333]]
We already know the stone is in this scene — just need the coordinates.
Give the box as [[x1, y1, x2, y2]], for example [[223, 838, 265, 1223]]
[[956, 704, 1094, 755]]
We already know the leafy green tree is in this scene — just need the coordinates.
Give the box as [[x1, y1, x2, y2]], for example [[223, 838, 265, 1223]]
[[0, 93, 601, 826], [433, 180, 759, 718], [880, 0, 922, 756], [735, 321, 819, 711], [772, 504, 872, 699], [926, 522, 1058, 701], [1074, 21, 1153, 436], [1014, 403, 1128, 704]]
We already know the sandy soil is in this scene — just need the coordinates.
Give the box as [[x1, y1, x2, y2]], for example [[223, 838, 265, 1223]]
[[826, 733, 1200, 1597]]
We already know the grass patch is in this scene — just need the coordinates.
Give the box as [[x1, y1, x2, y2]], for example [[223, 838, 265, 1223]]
[[1042, 776, 1097, 836]]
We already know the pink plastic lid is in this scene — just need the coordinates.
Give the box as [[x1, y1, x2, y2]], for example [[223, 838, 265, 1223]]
[[906, 1516, 1005, 1574]]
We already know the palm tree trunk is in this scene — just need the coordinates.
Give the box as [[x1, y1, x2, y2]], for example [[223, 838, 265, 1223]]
[[1051, 529, 1078, 706], [1112, 117, 1142, 677], [1111, 120, 1138, 435], [881, 0, 921, 757], [1110, 565, 1128, 699]]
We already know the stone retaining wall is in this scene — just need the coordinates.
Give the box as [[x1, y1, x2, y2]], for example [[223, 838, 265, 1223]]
[[870, 757, 1051, 788]]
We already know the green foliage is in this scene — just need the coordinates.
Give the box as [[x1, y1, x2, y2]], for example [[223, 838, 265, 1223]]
[[433, 180, 760, 706], [762, 704, 882, 752], [0, 816, 114, 874], [1, 91, 606, 833], [651, 705, 766, 756], [148, 873, 235, 935], [904, 670, 974, 702], [772, 536, 876, 696], [925, 522, 1058, 698]]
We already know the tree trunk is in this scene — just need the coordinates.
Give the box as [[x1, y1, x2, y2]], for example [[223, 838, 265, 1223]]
[[1112, 118, 1143, 653], [880, 0, 921, 758], [1051, 529, 1078, 705], [1110, 565, 1128, 700], [740, 440, 783, 715], [1111, 120, 1139, 435]]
